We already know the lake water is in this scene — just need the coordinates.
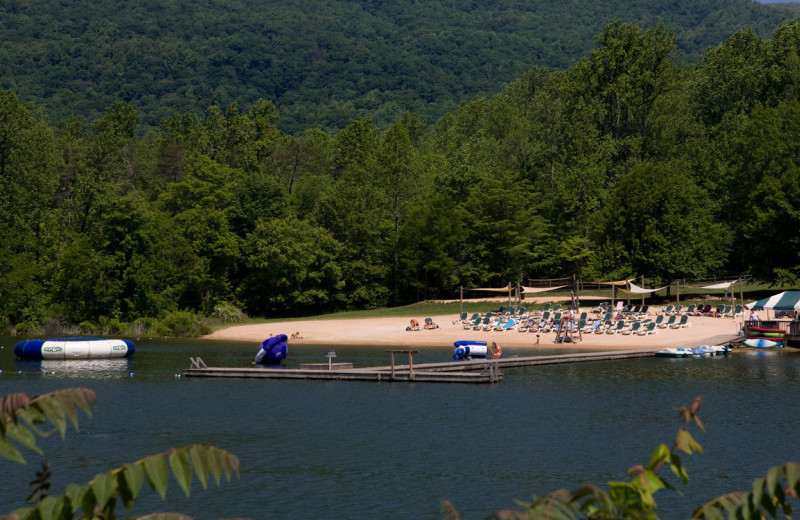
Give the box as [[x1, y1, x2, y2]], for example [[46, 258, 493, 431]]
[[0, 336, 798, 519]]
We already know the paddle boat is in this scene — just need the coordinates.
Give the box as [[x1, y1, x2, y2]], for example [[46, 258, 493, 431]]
[[453, 340, 501, 360], [14, 337, 135, 360], [656, 345, 731, 358], [255, 334, 288, 365], [655, 347, 693, 358]]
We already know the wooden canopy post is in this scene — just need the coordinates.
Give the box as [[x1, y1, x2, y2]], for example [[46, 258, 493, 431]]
[[641, 275, 645, 306], [740, 278, 745, 329]]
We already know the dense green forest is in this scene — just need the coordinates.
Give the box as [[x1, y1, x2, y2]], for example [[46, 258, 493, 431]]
[[3, 19, 800, 334], [0, 0, 797, 133]]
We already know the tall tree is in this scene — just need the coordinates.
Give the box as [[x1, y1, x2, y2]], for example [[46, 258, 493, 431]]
[[576, 21, 678, 166], [599, 162, 730, 286]]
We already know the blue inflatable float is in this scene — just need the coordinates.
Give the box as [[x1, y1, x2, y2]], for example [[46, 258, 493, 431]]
[[453, 340, 501, 360], [255, 334, 288, 365], [14, 337, 135, 360]]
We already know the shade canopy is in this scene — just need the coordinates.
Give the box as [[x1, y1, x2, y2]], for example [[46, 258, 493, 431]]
[[521, 285, 568, 294], [619, 280, 669, 295], [686, 281, 737, 290], [471, 285, 513, 293], [746, 291, 800, 311]]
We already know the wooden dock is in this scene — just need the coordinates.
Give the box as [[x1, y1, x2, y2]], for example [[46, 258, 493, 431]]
[[181, 349, 660, 384]]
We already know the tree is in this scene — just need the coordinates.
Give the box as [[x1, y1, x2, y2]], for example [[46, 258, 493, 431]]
[[722, 103, 800, 284], [239, 216, 344, 316], [0, 90, 59, 326], [376, 113, 426, 302], [0, 388, 240, 520], [598, 162, 730, 287], [576, 21, 678, 166]]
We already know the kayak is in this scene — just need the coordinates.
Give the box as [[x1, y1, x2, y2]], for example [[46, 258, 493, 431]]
[[743, 338, 782, 349]]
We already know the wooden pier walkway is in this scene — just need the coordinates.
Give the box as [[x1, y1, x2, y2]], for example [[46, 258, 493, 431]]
[[181, 349, 660, 384]]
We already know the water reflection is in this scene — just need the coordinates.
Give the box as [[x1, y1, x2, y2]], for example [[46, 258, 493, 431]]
[[14, 358, 134, 380]]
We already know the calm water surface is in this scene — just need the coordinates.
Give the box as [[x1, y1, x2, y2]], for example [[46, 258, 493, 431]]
[[0, 336, 798, 519]]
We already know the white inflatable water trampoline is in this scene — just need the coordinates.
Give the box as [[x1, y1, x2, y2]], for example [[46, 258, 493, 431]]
[[14, 337, 135, 360]]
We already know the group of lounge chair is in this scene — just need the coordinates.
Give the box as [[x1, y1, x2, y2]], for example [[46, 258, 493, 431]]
[[461, 312, 520, 331], [448, 299, 734, 336]]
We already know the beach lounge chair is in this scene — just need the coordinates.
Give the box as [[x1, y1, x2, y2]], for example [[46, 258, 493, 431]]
[[662, 305, 674, 315], [683, 304, 695, 315], [533, 303, 551, 317], [733, 304, 743, 317], [578, 312, 587, 322], [621, 321, 641, 335], [718, 305, 732, 318], [409, 319, 421, 331], [658, 315, 676, 328], [606, 321, 625, 334], [636, 322, 657, 335], [486, 318, 503, 331], [502, 318, 516, 331], [424, 317, 439, 329], [453, 312, 468, 324], [652, 314, 663, 327], [672, 305, 682, 315], [615, 301, 624, 314], [473, 317, 490, 330], [518, 319, 531, 332], [699, 304, 713, 316], [670, 315, 690, 329], [464, 316, 481, 330]]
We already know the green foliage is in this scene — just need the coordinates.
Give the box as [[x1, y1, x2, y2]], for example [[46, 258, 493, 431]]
[[0, 389, 240, 520], [4, 16, 800, 330], [211, 303, 246, 324], [160, 311, 210, 338], [600, 162, 730, 285], [0, 0, 791, 133], [240, 216, 345, 316]]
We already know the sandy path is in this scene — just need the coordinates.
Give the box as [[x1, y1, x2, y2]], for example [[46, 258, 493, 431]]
[[205, 311, 744, 352]]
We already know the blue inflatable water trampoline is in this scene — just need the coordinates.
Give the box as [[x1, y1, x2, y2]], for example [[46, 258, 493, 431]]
[[453, 340, 501, 360], [14, 337, 135, 360], [255, 334, 288, 365]]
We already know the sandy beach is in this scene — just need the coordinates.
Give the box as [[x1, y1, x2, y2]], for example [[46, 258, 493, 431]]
[[205, 310, 745, 351]]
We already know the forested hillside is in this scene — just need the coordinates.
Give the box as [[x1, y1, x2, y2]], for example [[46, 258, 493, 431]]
[[0, 0, 796, 133], [2, 20, 800, 335]]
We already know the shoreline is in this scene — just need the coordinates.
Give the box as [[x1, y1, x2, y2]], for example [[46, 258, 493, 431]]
[[205, 311, 745, 351]]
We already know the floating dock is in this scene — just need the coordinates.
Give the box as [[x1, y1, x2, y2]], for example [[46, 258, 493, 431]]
[[181, 349, 660, 384]]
